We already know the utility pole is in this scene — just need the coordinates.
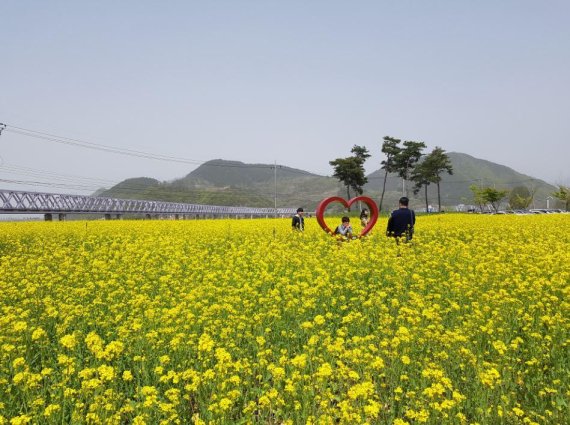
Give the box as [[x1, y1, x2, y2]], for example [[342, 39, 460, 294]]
[[0, 124, 6, 165], [546, 196, 553, 209], [274, 161, 277, 218]]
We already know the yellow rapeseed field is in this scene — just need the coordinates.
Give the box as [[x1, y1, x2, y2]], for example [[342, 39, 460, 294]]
[[0, 214, 568, 424]]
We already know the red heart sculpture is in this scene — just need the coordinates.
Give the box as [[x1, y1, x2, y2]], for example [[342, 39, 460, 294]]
[[316, 196, 379, 237]]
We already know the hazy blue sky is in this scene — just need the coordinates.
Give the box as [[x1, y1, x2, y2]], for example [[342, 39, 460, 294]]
[[1, 0, 569, 195]]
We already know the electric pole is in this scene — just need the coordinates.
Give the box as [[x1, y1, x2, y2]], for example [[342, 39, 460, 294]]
[[0, 124, 6, 166], [274, 161, 277, 218]]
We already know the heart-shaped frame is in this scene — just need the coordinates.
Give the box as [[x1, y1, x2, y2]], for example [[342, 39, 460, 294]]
[[316, 196, 379, 237]]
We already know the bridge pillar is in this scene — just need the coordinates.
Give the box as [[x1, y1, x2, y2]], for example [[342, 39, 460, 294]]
[[104, 214, 112, 220], [44, 213, 53, 221], [58, 213, 66, 221]]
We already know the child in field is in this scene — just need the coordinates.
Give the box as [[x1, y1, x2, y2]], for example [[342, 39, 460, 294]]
[[334, 216, 354, 240], [360, 208, 369, 227]]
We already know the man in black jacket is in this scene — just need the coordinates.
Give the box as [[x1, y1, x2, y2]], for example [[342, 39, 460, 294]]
[[292, 208, 305, 231], [386, 197, 415, 241]]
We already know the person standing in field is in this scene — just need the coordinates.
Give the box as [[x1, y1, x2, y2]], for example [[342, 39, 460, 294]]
[[386, 197, 415, 241], [292, 207, 305, 231], [360, 208, 369, 227]]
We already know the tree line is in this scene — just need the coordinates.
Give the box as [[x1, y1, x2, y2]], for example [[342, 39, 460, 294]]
[[329, 137, 570, 212], [329, 137, 453, 213], [470, 184, 570, 212]]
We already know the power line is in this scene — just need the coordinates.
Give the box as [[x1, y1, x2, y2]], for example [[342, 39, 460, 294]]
[[0, 163, 118, 186], [2, 123, 319, 176], [0, 178, 106, 192], [5, 125, 204, 165]]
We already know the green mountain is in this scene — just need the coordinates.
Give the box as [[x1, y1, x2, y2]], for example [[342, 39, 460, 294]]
[[98, 154, 558, 210], [179, 159, 318, 187], [100, 160, 344, 209]]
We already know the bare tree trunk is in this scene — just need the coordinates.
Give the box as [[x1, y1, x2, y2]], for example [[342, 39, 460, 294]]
[[424, 184, 429, 212], [437, 181, 442, 212], [402, 163, 407, 197], [379, 170, 388, 212], [346, 186, 351, 211]]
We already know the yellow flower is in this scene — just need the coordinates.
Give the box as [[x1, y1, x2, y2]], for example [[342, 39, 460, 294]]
[[13, 321, 28, 332], [364, 400, 381, 418], [103, 340, 124, 360], [198, 334, 215, 352], [59, 334, 77, 349], [512, 407, 525, 417], [32, 327, 47, 341], [316, 363, 333, 378], [479, 367, 501, 388], [12, 358, 26, 369], [97, 364, 115, 381], [218, 398, 232, 411], [347, 381, 374, 399], [313, 315, 326, 325], [44, 404, 61, 417], [9, 415, 32, 425]]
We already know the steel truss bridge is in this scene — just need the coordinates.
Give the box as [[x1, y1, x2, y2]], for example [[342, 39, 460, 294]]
[[0, 189, 297, 220]]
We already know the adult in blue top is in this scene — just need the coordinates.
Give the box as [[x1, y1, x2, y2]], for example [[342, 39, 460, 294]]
[[386, 197, 415, 241]]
